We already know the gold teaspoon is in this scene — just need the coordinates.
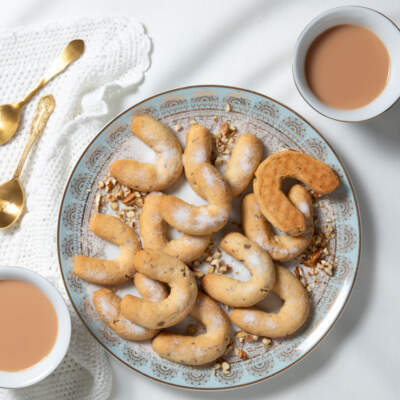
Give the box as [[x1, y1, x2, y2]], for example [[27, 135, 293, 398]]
[[0, 95, 55, 230], [0, 39, 83, 146]]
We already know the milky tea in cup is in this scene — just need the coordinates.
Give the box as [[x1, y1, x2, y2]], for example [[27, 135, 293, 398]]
[[305, 24, 390, 110], [0, 279, 58, 372]]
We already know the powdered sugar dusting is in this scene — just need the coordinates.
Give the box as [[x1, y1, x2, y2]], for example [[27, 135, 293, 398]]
[[192, 148, 207, 164], [133, 166, 148, 184], [83, 266, 109, 281], [194, 207, 227, 230], [240, 146, 256, 175], [247, 251, 269, 274], [150, 214, 163, 224], [173, 206, 191, 225], [259, 238, 290, 255], [118, 318, 148, 335], [201, 166, 216, 187], [139, 277, 166, 301], [182, 235, 208, 249], [177, 291, 188, 302], [262, 317, 278, 329], [155, 143, 180, 162], [242, 311, 257, 325], [194, 208, 215, 229], [252, 198, 261, 213], [96, 295, 118, 321], [298, 201, 310, 216], [193, 345, 207, 358]]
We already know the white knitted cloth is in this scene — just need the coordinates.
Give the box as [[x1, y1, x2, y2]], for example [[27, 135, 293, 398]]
[[0, 17, 151, 400]]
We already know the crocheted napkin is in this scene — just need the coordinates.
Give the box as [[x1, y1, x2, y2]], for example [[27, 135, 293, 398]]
[[0, 17, 151, 400]]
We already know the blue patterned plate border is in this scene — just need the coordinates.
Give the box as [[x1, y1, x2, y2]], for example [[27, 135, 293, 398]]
[[57, 85, 361, 390]]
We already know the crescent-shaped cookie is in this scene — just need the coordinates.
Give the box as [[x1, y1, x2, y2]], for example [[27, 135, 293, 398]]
[[93, 273, 168, 341], [152, 292, 231, 365], [74, 214, 140, 286], [242, 185, 313, 261], [230, 265, 310, 338], [254, 150, 339, 236], [140, 192, 210, 263], [202, 232, 276, 307], [120, 250, 198, 329], [110, 115, 183, 191]]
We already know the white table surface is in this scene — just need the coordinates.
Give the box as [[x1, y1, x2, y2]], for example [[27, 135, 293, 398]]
[[2, 0, 400, 398]]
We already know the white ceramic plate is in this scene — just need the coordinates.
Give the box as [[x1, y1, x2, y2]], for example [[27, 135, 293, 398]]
[[58, 85, 360, 390]]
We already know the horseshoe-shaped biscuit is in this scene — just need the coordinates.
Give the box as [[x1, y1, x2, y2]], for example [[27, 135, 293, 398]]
[[152, 292, 231, 365], [223, 134, 263, 197], [184, 126, 262, 198], [254, 150, 339, 236], [230, 265, 310, 338], [242, 185, 314, 261], [183, 124, 213, 198], [202, 232, 276, 307], [92, 273, 168, 341], [160, 163, 232, 236], [120, 250, 198, 329], [74, 214, 140, 286], [110, 115, 183, 191], [140, 192, 210, 263]]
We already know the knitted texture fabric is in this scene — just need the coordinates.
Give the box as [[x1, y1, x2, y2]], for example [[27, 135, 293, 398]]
[[0, 17, 151, 400]]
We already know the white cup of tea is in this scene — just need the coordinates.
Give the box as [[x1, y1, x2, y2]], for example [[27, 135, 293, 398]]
[[0, 267, 71, 389], [293, 6, 400, 122]]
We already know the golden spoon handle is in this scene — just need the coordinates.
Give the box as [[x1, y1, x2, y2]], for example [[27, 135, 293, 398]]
[[19, 39, 84, 107], [13, 95, 55, 179]]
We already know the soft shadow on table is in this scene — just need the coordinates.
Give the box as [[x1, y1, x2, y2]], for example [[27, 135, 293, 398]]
[[358, 99, 400, 151], [151, 0, 290, 90]]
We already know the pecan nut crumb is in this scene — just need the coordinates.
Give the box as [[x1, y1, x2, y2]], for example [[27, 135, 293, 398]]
[[262, 337, 272, 347], [221, 361, 230, 374], [215, 121, 237, 156]]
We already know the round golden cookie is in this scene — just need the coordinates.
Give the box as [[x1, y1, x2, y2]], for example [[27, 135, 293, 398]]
[[230, 265, 310, 338], [120, 250, 198, 329], [254, 150, 339, 236], [152, 292, 231, 365], [242, 185, 314, 261], [223, 134, 263, 197], [110, 115, 183, 191], [202, 232, 276, 307], [73, 214, 140, 286], [92, 273, 168, 341], [183, 124, 213, 198], [160, 163, 232, 236], [140, 192, 210, 263]]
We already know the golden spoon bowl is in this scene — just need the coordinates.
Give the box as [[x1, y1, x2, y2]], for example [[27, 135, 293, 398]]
[[0, 95, 55, 230], [0, 39, 84, 146], [0, 179, 25, 229], [0, 105, 21, 145]]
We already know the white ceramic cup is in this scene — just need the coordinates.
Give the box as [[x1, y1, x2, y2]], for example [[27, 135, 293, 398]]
[[293, 6, 400, 122], [0, 267, 71, 389]]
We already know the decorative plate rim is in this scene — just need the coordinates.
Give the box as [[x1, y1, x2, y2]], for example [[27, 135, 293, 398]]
[[57, 84, 361, 391]]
